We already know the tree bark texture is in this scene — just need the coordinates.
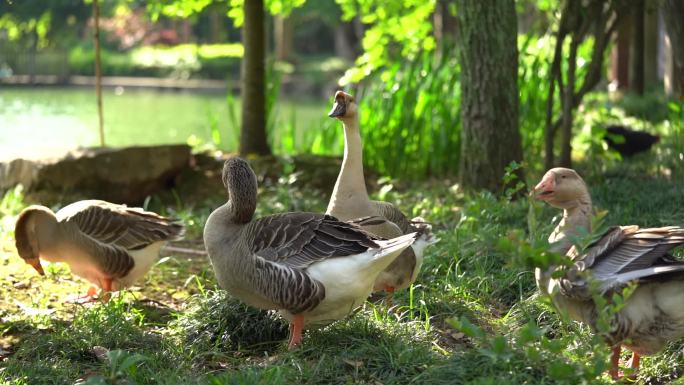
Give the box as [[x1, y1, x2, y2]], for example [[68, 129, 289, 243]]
[[93, 0, 105, 147], [610, 17, 631, 90], [274, 15, 293, 62], [456, 0, 524, 192], [239, 0, 271, 156], [663, 0, 684, 97], [630, 0, 645, 95]]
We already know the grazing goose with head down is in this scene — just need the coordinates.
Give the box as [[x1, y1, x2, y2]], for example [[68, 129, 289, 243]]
[[327, 91, 437, 300], [203, 157, 418, 349], [14, 200, 184, 299], [533, 167, 684, 379]]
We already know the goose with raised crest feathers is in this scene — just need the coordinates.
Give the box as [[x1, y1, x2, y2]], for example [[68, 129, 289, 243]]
[[533, 167, 684, 379], [203, 157, 418, 349], [327, 91, 437, 300], [14, 200, 184, 299]]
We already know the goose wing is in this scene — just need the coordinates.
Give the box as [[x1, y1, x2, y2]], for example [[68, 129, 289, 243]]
[[57, 200, 184, 251], [247, 213, 381, 268], [560, 226, 684, 298], [371, 201, 413, 233], [242, 213, 382, 314]]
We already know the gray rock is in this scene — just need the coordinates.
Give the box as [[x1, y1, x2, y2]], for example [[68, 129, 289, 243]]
[[0, 145, 191, 205]]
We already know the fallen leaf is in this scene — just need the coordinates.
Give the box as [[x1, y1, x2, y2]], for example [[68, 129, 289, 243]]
[[13, 281, 29, 289], [451, 332, 465, 340], [343, 358, 364, 368], [13, 300, 56, 316], [91, 346, 109, 362], [0, 347, 11, 359]]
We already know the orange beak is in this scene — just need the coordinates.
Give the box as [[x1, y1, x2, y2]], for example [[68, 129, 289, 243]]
[[533, 173, 555, 200], [27, 258, 45, 276]]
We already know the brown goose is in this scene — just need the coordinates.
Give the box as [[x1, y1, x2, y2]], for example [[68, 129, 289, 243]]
[[203, 157, 417, 349], [14, 200, 184, 298], [533, 167, 684, 379], [327, 91, 437, 299]]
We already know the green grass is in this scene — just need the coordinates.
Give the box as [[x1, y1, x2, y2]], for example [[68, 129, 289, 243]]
[[2, 116, 684, 384]]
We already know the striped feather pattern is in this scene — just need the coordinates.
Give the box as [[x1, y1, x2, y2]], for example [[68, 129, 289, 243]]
[[247, 213, 381, 269], [560, 223, 684, 299], [59, 200, 184, 251]]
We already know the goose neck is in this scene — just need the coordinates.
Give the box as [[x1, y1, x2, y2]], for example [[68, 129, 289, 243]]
[[225, 179, 257, 225], [337, 117, 368, 198]]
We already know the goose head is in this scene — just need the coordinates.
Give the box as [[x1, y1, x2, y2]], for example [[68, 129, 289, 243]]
[[222, 157, 258, 224], [14, 206, 51, 275], [533, 167, 590, 210], [328, 91, 358, 121]]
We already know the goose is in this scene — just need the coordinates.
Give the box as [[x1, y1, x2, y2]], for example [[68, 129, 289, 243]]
[[533, 167, 684, 379], [327, 91, 437, 299], [14, 200, 184, 300], [203, 157, 418, 349]]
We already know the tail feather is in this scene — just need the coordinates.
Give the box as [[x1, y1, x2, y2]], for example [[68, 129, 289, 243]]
[[373, 232, 418, 260]]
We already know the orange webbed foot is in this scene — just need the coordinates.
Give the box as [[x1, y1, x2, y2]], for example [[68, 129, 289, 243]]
[[287, 314, 305, 350]]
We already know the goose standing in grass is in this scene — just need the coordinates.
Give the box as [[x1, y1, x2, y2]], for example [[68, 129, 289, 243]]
[[14, 200, 184, 300], [203, 157, 418, 349], [327, 91, 437, 300], [533, 167, 684, 379]]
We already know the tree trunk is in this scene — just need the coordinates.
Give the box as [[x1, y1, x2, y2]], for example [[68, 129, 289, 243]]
[[434, 0, 458, 48], [663, 0, 684, 97], [610, 16, 631, 90], [456, 0, 523, 192], [630, 0, 645, 95], [334, 22, 358, 62], [239, 0, 271, 156], [274, 15, 293, 62], [559, 37, 579, 168], [643, 1, 658, 89], [93, 0, 105, 147]]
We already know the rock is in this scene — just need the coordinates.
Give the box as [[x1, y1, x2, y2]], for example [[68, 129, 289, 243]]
[[169, 152, 379, 203], [0, 145, 191, 205]]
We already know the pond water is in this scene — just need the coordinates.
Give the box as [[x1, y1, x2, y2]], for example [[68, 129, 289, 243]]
[[0, 87, 337, 158]]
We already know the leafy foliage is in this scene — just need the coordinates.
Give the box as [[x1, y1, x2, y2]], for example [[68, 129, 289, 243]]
[[336, 0, 436, 85]]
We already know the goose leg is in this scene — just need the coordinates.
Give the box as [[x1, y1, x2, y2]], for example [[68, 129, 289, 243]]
[[625, 352, 640, 379], [609, 346, 622, 379], [384, 286, 395, 307], [287, 314, 305, 350], [96, 278, 113, 303], [66, 286, 100, 303]]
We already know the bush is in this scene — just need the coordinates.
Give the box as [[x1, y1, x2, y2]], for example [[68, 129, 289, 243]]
[[67, 44, 242, 79]]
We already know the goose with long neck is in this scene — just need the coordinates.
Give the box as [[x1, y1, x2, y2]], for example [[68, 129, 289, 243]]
[[327, 91, 436, 299], [533, 167, 684, 380], [203, 157, 418, 349], [14, 200, 184, 299]]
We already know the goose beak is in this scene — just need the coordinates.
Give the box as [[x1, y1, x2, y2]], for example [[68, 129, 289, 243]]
[[328, 91, 348, 118], [533, 173, 555, 200], [26, 257, 45, 276], [328, 99, 346, 118]]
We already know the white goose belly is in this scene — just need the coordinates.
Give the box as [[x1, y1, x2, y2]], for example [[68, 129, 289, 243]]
[[617, 281, 684, 355], [280, 253, 380, 327], [44, 242, 163, 291]]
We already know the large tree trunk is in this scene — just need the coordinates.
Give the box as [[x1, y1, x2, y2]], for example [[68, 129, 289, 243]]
[[663, 0, 684, 97], [456, 0, 523, 192], [239, 0, 271, 156]]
